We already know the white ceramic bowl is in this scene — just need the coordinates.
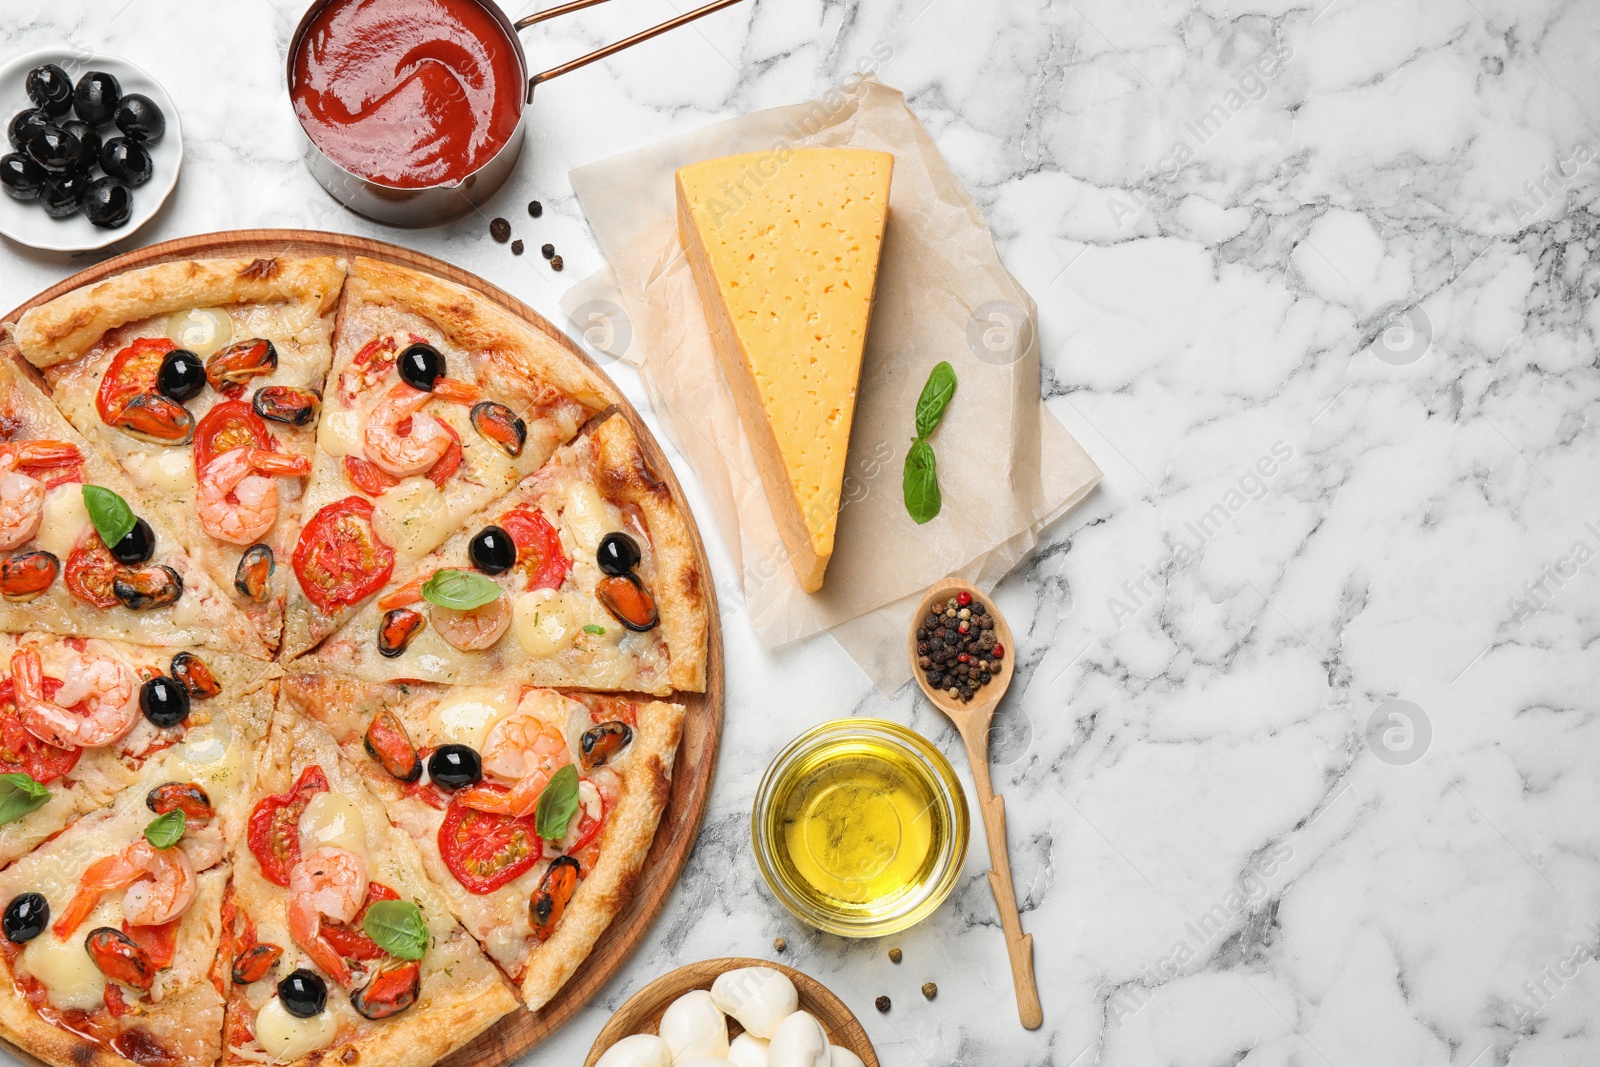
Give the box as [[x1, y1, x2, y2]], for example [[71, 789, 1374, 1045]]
[[0, 49, 182, 252]]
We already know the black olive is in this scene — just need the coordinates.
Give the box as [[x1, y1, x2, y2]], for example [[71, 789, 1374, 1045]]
[[72, 71, 122, 126], [0, 154, 45, 201], [2, 894, 48, 944], [59, 120, 100, 168], [109, 518, 155, 565], [157, 349, 205, 402], [7, 110, 48, 153], [25, 65, 73, 117], [468, 525, 516, 576], [99, 136, 151, 187], [26, 125, 82, 175], [39, 171, 87, 218], [596, 532, 642, 576], [80, 177, 131, 229], [278, 969, 327, 1019], [113, 94, 164, 142], [427, 745, 481, 791], [397, 343, 444, 392], [139, 675, 190, 729]]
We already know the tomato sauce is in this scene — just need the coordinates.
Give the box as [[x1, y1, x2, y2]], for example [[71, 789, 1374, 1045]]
[[290, 0, 523, 188]]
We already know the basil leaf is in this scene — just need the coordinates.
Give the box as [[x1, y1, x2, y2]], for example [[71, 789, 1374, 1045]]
[[903, 439, 942, 525], [362, 899, 429, 961], [82, 485, 137, 549], [144, 809, 186, 849], [0, 773, 50, 826], [583, 624, 606, 635], [421, 569, 503, 610], [535, 764, 581, 841], [914, 361, 958, 439]]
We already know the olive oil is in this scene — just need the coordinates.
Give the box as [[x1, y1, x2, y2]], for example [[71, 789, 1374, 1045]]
[[756, 722, 967, 933]]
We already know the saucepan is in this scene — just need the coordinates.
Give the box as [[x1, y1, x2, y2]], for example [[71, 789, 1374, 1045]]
[[287, 0, 747, 226]]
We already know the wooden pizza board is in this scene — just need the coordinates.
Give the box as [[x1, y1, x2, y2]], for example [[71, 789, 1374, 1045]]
[[0, 230, 726, 1067]]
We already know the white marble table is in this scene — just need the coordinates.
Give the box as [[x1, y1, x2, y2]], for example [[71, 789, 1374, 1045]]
[[4, 1, 1599, 1064]]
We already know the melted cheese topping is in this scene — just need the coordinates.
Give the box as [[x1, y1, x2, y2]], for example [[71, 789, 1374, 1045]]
[[562, 481, 614, 554], [21, 930, 107, 1011], [317, 409, 361, 458], [125, 448, 197, 494], [430, 688, 518, 751], [373, 477, 452, 559], [513, 589, 578, 658], [298, 792, 368, 862], [36, 483, 88, 560], [253, 997, 339, 1061], [166, 308, 233, 357]]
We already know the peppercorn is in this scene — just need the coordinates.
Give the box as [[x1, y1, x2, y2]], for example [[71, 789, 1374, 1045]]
[[922, 982, 937, 1000], [980, 671, 991, 683], [992, 643, 1005, 659], [981, 615, 995, 629], [875, 995, 890, 1013], [550, 255, 564, 271], [888, 948, 902, 963], [773, 937, 787, 953], [958, 607, 970, 620], [541, 243, 554, 259], [527, 200, 543, 218], [490, 217, 511, 242], [916, 627, 928, 641], [511, 239, 524, 255]]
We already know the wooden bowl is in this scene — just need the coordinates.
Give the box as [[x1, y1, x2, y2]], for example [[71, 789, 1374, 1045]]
[[583, 958, 880, 1066]]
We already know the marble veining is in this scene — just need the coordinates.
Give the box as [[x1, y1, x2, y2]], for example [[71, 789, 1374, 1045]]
[[3, 0, 1599, 1064]]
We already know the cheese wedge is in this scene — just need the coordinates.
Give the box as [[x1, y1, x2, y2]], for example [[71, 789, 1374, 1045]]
[[677, 147, 893, 592]]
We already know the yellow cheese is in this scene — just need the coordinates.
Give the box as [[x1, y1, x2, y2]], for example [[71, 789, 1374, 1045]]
[[676, 147, 893, 593]]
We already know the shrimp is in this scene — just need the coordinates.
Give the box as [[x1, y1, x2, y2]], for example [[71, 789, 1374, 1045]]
[[362, 378, 479, 478], [196, 448, 311, 545], [12, 647, 139, 749], [380, 572, 511, 651], [287, 847, 369, 986], [53, 840, 197, 938], [458, 713, 572, 816], [0, 441, 80, 551]]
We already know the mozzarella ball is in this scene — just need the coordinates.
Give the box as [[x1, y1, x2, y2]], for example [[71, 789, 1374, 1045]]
[[595, 1034, 673, 1067], [765, 1012, 829, 1067], [659, 989, 729, 1061], [728, 1033, 770, 1067], [710, 967, 799, 1040], [828, 1047, 865, 1067]]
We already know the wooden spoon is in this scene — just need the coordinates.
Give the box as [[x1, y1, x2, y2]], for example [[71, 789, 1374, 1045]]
[[909, 578, 1042, 1030]]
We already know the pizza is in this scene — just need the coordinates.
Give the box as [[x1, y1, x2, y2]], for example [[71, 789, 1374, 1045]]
[[0, 251, 710, 1067]]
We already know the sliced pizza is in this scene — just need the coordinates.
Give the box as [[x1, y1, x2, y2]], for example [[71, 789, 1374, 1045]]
[[280, 673, 684, 1011], [224, 698, 516, 1067], [13, 256, 347, 653], [281, 257, 618, 661], [0, 723, 258, 1067], [0, 634, 275, 872], [0, 359, 269, 659], [301, 413, 707, 696]]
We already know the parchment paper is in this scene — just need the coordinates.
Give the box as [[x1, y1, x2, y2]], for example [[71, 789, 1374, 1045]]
[[567, 78, 1100, 692]]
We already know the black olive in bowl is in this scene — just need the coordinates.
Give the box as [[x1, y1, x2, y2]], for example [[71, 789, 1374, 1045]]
[[0, 154, 45, 201], [81, 177, 132, 229], [7, 109, 48, 153], [24, 65, 73, 117], [60, 120, 100, 168], [72, 71, 122, 126], [39, 171, 88, 218], [25, 126, 82, 174], [113, 94, 165, 142], [99, 136, 151, 186]]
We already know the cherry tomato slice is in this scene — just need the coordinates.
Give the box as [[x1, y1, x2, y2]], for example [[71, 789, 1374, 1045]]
[[121, 917, 179, 969], [438, 791, 542, 895], [499, 506, 570, 591], [319, 882, 399, 961], [0, 677, 80, 783], [565, 791, 606, 856], [426, 417, 462, 487], [342, 455, 399, 497], [292, 497, 395, 613], [95, 338, 172, 425], [246, 765, 329, 887], [193, 400, 271, 476], [64, 533, 120, 609]]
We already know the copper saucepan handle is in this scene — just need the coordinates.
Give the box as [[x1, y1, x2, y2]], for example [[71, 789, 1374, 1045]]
[[515, 0, 749, 101]]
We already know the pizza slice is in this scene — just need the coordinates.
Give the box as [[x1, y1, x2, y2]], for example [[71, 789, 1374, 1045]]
[[280, 673, 685, 1011], [0, 634, 275, 872], [0, 718, 258, 1067], [13, 255, 347, 653], [281, 257, 618, 660], [224, 697, 516, 1067], [0, 359, 269, 658], [300, 413, 707, 696]]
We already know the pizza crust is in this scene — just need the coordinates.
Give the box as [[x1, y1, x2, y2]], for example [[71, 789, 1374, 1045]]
[[13, 257, 346, 368]]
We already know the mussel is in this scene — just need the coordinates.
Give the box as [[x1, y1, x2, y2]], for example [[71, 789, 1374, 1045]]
[[530, 857, 580, 941], [350, 961, 421, 1021], [113, 564, 183, 610], [146, 781, 213, 819], [231, 943, 283, 985], [205, 338, 277, 396], [85, 927, 155, 991], [0, 551, 57, 603], [252, 385, 321, 426], [580, 721, 633, 770], [112, 392, 195, 445], [595, 574, 658, 632], [470, 401, 526, 458], [364, 709, 422, 783], [170, 651, 221, 700], [378, 607, 425, 659], [234, 545, 274, 601]]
